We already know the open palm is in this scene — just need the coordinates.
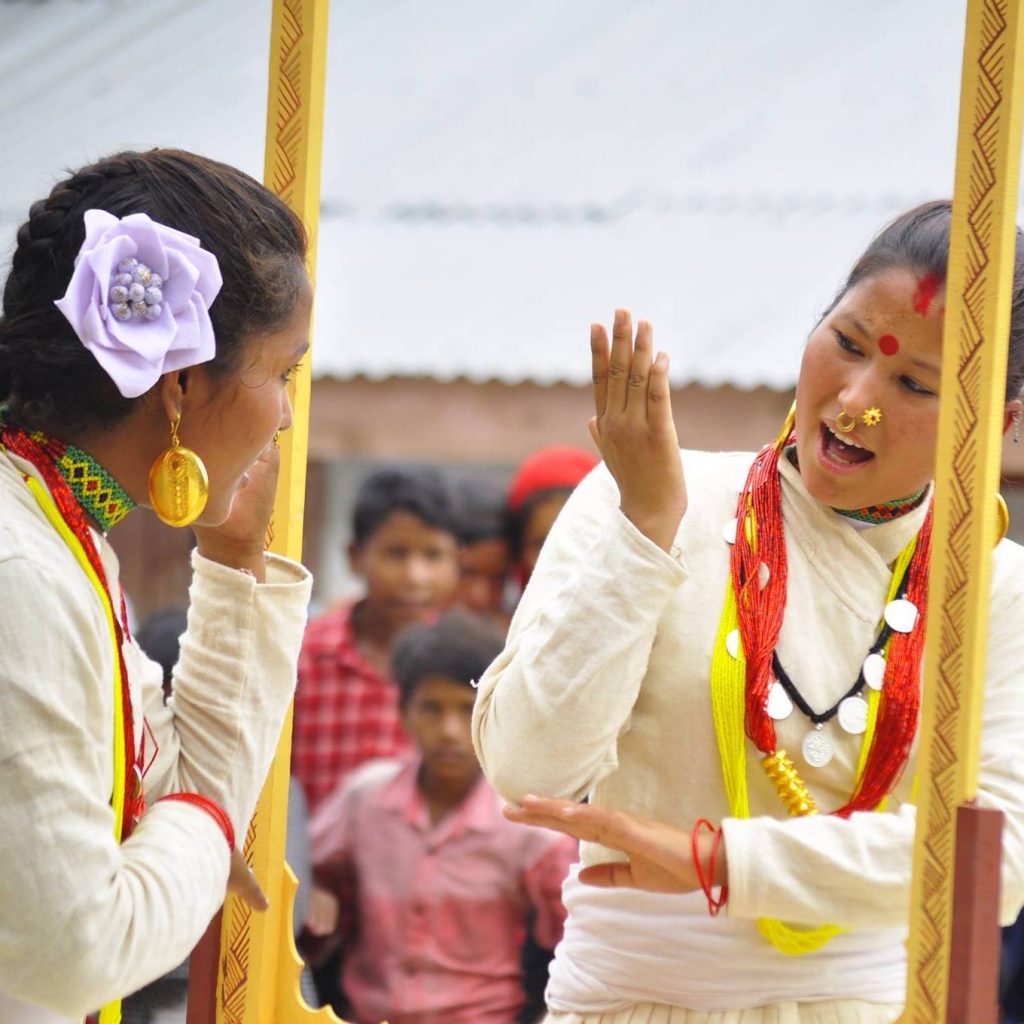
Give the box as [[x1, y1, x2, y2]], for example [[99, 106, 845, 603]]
[[504, 795, 708, 894]]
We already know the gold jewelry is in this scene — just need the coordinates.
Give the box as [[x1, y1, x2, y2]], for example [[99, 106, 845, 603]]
[[835, 411, 857, 433], [272, 431, 281, 449], [148, 415, 209, 527], [862, 407, 883, 427], [773, 402, 796, 452], [996, 493, 1009, 545]]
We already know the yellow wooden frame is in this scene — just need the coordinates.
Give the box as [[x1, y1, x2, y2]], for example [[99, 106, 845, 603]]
[[902, 0, 1024, 1019], [192, 1, 1024, 1021], [208, 2, 342, 1021]]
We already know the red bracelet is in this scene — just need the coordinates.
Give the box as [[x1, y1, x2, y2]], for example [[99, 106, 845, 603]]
[[157, 793, 235, 852], [691, 818, 729, 916]]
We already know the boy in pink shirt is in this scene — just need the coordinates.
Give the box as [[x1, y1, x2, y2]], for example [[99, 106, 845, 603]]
[[309, 611, 575, 1024]]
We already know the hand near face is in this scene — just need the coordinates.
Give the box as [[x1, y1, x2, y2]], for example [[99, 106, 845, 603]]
[[590, 309, 687, 552], [504, 796, 725, 894], [193, 440, 280, 580]]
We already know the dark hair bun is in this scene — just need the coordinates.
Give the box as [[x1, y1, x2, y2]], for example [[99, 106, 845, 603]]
[[0, 149, 307, 432]]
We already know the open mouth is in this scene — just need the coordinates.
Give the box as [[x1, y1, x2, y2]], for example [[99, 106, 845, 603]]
[[818, 422, 875, 471]]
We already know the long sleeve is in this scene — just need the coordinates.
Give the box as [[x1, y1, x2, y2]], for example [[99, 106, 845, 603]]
[[468, 444, 1024, 1012], [723, 806, 916, 929], [723, 553, 1024, 930], [143, 549, 312, 836], [472, 463, 688, 802], [0, 547, 311, 1020]]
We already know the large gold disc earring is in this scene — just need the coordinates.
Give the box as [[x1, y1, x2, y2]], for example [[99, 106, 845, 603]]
[[148, 415, 209, 527]]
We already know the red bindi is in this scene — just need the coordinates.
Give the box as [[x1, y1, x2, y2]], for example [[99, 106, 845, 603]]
[[878, 334, 900, 356], [912, 273, 943, 317]]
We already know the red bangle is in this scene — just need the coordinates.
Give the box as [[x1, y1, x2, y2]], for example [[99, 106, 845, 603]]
[[692, 818, 729, 916], [157, 793, 235, 852]]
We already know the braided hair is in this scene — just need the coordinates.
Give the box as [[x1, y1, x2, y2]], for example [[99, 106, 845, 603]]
[[0, 149, 307, 432]]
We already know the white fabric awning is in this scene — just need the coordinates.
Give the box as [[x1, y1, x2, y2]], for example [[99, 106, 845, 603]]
[[0, 0, 979, 389]]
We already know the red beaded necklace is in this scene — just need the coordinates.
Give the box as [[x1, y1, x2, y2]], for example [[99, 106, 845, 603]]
[[1, 424, 145, 839], [730, 433, 932, 818]]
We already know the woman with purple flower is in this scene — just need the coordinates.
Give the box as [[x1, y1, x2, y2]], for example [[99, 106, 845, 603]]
[[0, 149, 314, 1024]]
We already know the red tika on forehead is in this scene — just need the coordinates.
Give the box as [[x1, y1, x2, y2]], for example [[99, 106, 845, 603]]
[[912, 273, 943, 317], [878, 334, 900, 356]]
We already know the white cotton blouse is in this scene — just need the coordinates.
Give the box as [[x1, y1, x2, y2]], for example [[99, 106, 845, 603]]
[[472, 449, 1024, 1016], [0, 448, 312, 1022]]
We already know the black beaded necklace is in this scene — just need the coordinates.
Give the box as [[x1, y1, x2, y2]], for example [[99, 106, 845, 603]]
[[771, 562, 912, 726]]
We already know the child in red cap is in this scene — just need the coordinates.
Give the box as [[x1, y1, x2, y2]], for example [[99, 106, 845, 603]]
[[507, 446, 598, 588]]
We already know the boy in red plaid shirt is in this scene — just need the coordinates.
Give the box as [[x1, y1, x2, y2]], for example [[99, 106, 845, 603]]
[[292, 466, 460, 814]]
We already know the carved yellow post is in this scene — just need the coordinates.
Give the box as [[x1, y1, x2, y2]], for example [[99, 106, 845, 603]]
[[212, 2, 339, 1022], [902, 0, 1024, 1020]]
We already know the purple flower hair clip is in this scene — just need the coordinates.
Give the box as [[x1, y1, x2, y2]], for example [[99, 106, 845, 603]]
[[54, 209, 223, 398]]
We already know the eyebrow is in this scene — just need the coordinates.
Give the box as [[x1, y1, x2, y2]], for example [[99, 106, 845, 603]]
[[293, 340, 311, 358], [909, 355, 941, 376], [843, 315, 941, 376]]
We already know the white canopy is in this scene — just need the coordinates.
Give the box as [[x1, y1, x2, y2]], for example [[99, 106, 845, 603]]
[[0, 0, 975, 388]]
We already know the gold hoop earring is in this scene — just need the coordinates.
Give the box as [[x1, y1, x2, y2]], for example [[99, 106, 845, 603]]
[[996, 493, 1009, 545], [835, 411, 857, 433], [148, 414, 209, 527], [862, 407, 883, 427], [773, 402, 796, 452]]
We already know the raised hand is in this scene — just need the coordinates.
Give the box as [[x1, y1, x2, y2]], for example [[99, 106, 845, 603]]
[[590, 309, 687, 551], [503, 795, 726, 894]]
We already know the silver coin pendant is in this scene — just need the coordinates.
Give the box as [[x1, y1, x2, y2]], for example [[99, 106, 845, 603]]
[[766, 681, 794, 721], [884, 598, 918, 634], [725, 629, 741, 659], [837, 695, 869, 735], [802, 727, 834, 769], [863, 652, 887, 691]]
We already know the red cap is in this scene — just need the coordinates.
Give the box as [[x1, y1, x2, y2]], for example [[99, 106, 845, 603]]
[[507, 445, 599, 512]]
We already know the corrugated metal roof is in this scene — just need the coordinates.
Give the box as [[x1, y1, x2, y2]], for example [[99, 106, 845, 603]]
[[0, 0, 979, 388]]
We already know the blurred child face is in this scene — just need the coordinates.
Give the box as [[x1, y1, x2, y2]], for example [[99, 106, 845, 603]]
[[456, 537, 511, 615], [521, 492, 569, 581], [402, 675, 480, 786], [351, 511, 458, 630]]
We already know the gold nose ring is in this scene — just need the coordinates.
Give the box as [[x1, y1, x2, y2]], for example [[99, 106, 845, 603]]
[[836, 411, 857, 433], [862, 407, 883, 427]]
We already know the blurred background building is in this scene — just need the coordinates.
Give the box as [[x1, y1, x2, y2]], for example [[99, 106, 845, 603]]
[[2, 0, 1021, 614]]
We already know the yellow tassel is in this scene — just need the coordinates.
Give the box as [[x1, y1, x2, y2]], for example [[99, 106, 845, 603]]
[[761, 750, 818, 816], [25, 477, 126, 1024], [711, 570, 843, 954], [757, 917, 842, 955]]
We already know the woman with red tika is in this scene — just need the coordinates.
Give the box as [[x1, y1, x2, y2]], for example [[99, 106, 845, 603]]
[[473, 202, 1024, 1023]]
